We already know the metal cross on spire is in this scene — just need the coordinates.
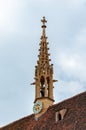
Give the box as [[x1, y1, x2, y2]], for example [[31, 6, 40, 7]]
[[41, 16, 47, 27], [41, 17, 47, 37]]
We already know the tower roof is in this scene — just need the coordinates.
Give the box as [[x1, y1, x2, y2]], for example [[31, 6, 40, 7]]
[[36, 16, 52, 70], [1, 91, 86, 130]]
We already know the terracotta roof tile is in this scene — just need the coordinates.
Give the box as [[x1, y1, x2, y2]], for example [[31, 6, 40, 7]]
[[1, 91, 86, 130]]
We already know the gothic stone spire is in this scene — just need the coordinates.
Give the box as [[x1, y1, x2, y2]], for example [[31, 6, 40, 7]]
[[32, 17, 57, 117], [32, 16, 55, 101]]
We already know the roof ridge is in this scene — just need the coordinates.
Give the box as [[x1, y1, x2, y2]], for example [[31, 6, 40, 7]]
[[1, 114, 34, 128], [49, 91, 86, 109]]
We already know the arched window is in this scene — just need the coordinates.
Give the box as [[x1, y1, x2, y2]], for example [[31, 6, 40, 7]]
[[46, 77, 49, 96], [47, 77, 49, 86], [40, 76, 45, 88], [40, 76, 45, 97], [55, 109, 67, 123], [58, 113, 62, 121]]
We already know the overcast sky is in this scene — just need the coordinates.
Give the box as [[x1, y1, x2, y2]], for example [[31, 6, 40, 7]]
[[0, 0, 86, 127]]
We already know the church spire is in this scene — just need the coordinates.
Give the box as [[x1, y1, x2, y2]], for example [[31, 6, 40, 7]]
[[32, 17, 57, 117], [37, 17, 51, 70]]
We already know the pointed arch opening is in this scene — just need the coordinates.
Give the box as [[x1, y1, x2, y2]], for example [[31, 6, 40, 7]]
[[46, 77, 50, 97], [40, 76, 45, 97], [58, 113, 62, 121], [47, 77, 49, 87]]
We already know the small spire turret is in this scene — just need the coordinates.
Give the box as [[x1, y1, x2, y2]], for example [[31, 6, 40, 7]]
[[32, 17, 57, 117]]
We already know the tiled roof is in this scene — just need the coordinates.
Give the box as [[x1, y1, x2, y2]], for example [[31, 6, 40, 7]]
[[1, 91, 86, 130]]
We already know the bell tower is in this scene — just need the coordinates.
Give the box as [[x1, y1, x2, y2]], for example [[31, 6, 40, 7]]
[[32, 17, 57, 118]]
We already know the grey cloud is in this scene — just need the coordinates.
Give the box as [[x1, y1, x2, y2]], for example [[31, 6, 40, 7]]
[[0, 0, 86, 127]]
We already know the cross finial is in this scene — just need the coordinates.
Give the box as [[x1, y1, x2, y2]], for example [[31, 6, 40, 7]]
[[41, 16, 47, 26]]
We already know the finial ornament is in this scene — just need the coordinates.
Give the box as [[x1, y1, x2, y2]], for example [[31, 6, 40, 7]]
[[41, 17, 47, 37], [41, 17, 47, 27]]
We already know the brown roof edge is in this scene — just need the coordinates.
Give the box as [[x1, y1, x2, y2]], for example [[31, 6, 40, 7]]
[[1, 114, 34, 129], [48, 91, 86, 109]]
